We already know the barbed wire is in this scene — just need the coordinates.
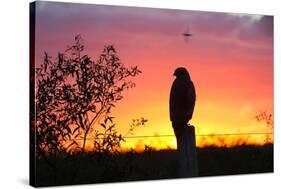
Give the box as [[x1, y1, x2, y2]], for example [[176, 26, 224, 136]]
[[75, 132, 273, 140]]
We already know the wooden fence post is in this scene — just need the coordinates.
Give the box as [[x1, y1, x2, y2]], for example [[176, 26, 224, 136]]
[[178, 125, 198, 177]]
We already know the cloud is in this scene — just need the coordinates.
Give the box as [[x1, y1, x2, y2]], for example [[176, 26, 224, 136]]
[[36, 2, 273, 42], [34, 1, 273, 65], [237, 15, 273, 46], [186, 12, 273, 48]]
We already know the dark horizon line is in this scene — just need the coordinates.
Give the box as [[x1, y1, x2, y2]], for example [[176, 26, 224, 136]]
[[73, 132, 273, 140]]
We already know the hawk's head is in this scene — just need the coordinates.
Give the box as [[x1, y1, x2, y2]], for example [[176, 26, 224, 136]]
[[173, 67, 190, 80]]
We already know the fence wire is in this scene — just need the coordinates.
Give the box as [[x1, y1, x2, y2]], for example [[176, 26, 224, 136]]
[[76, 132, 273, 140]]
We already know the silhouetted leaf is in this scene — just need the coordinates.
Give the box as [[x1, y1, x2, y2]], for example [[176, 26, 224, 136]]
[[73, 126, 79, 134], [101, 123, 106, 129]]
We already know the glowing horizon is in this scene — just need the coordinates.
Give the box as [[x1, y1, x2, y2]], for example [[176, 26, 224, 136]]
[[34, 2, 274, 150]]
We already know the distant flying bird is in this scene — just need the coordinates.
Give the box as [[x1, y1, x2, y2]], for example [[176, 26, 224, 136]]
[[182, 26, 193, 42], [182, 32, 192, 37]]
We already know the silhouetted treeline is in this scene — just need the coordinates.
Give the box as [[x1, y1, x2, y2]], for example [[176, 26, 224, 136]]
[[35, 144, 273, 186]]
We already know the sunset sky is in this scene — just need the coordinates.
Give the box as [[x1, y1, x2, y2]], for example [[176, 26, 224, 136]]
[[35, 2, 273, 150]]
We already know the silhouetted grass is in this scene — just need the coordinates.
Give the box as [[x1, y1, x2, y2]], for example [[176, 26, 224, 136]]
[[35, 144, 273, 187]]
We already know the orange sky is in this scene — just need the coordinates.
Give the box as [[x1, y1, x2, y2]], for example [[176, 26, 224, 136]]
[[35, 2, 273, 150]]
